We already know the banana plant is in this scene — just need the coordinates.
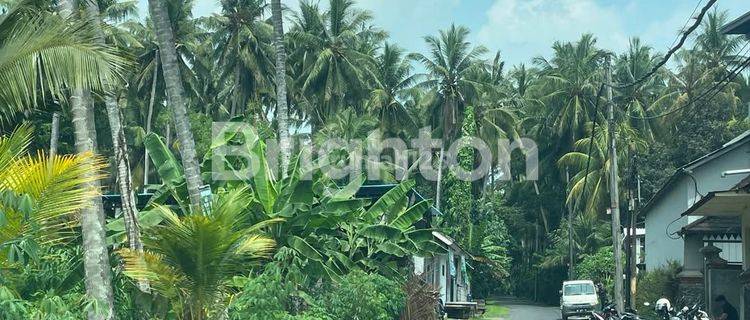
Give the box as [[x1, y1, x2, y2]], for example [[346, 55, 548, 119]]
[[142, 128, 444, 281]]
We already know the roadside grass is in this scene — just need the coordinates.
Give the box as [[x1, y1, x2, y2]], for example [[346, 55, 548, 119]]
[[474, 300, 509, 319]]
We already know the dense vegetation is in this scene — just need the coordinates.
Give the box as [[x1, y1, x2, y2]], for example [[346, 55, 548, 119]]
[[0, 0, 748, 318]]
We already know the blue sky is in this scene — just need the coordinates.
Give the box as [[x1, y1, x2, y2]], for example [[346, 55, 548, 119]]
[[137, 0, 750, 66]]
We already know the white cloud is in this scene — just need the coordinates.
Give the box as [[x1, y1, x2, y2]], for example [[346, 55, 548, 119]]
[[477, 0, 630, 65]]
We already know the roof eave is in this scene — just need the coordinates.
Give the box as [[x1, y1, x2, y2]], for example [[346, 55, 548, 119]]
[[641, 131, 750, 216], [722, 11, 750, 35]]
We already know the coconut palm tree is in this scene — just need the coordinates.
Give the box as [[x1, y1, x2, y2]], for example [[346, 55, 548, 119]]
[[695, 10, 744, 73], [147, 0, 204, 211], [271, 0, 291, 177], [119, 187, 280, 320], [410, 24, 486, 209], [82, 0, 145, 256], [5, 3, 126, 318], [557, 121, 644, 218], [0, 3, 123, 121], [290, 0, 383, 126], [468, 52, 522, 193], [614, 38, 668, 141], [534, 34, 606, 149], [204, 0, 274, 117], [367, 42, 416, 135]]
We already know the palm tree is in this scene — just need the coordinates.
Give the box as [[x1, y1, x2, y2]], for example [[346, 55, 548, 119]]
[[614, 38, 668, 141], [367, 42, 416, 135], [119, 187, 280, 320], [557, 122, 644, 218], [290, 0, 383, 126], [695, 10, 744, 74], [0, 125, 105, 265], [205, 0, 274, 117], [0, 4, 123, 121], [147, 0, 204, 211], [271, 0, 291, 177], [6, 3, 128, 318], [410, 24, 486, 209], [534, 34, 606, 148], [82, 0, 145, 256], [469, 52, 521, 193]]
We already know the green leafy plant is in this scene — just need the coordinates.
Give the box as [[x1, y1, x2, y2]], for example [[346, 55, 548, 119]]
[[318, 270, 405, 320], [118, 187, 281, 320]]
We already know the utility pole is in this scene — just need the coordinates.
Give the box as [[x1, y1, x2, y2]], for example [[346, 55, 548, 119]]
[[625, 154, 641, 310], [606, 57, 625, 314]]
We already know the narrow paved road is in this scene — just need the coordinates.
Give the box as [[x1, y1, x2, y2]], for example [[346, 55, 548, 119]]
[[495, 297, 561, 320]]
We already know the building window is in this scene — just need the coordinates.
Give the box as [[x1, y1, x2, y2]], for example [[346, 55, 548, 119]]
[[441, 265, 445, 276]]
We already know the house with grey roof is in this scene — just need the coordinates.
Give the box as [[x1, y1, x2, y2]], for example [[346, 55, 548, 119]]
[[642, 131, 750, 272]]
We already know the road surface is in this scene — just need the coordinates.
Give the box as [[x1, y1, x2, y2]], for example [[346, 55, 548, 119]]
[[495, 297, 561, 320]]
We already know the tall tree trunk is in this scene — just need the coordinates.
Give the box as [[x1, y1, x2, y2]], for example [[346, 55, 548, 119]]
[[435, 146, 444, 211], [144, 52, 159, 186], [56, 1, 115, 318], [148, 0, 203, 211], [71, 89, 116, 320], [50, 111, 60, 157], [84, 1, 144, 256], [230, 62, 239, 117], [85, 91, 98, 151], [271, 0, 291, 178]]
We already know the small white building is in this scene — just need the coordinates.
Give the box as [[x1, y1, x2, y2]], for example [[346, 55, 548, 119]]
[[623, 227, 645, 271], [413, 231, 472, 303]]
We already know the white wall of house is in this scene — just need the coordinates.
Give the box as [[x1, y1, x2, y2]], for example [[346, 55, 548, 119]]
[[440, 257, 448, 301], [645, 140, 750, 271], [645, 180, 689, 271]]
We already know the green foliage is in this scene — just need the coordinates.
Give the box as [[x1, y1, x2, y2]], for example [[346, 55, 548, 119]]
[[4, 0, 750, 313], [0, 3, 126, 123], [229, 270, 404, 320], [577, 247, 615, 296], [635, 262, 681, 320], [470, 191, 513, 298], [318, 270, 405, 320], [229, 273, 296, 320], [118, 187, 280, 320]]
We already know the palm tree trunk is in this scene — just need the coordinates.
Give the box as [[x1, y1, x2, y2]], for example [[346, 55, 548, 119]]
[[56, 2, 115, 318], [435, 146, 444, 210], [84, 1, 144, 255], [71, 88, 116, 320], [230, 61, 239, 117], [271, 0, 291, 178], [84, 91, 98, 151], [148, 0, 204, 211], [144, 52, 159, 186], [50, 111, 60, 157]]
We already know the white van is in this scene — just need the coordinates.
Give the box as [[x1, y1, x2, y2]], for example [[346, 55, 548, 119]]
[[560, 280, 599, 320]]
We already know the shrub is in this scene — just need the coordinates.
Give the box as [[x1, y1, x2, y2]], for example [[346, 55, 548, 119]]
[[577, 247, 615, 297], [229, 273, 298, 320], [319, 270, 406, 320], [635, 261, 680, 320]]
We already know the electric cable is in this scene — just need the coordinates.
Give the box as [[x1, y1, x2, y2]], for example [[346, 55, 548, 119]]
[[611, 0, 718, 89]]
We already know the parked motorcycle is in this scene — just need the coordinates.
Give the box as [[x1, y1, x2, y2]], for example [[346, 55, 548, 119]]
[[590, 303, 641, 320], [644, 299, 709, 320], [674, 304, 709, 320]]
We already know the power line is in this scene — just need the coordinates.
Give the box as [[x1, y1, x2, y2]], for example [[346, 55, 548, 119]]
[[628, 52, 750, 120], [668, 0, 703, 50], [565, 83, 604, 280], [611, 0, 718, 89], [568, 83, 605, 221]]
